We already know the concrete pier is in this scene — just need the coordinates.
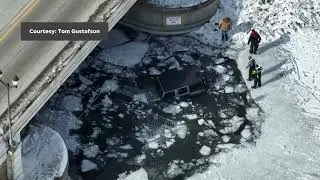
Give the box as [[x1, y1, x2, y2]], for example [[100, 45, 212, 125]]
[[120, 0, 220, 35]]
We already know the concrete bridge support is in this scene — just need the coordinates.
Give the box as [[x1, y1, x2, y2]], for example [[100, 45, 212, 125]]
[[120, 0, 220, 35], [6, 134, 23, 180]]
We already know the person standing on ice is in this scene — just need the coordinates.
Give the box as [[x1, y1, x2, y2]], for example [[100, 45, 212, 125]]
[[247, 29, 261, 54], [245, 55, 256, 81], [251, 64, 263, 88], [218, 17, 232, 42]]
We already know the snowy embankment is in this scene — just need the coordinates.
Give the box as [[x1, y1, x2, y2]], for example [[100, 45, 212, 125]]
[[188, 0, 320, 179]]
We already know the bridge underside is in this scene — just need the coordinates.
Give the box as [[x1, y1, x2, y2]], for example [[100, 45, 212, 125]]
[[0, 0, 137, 171]]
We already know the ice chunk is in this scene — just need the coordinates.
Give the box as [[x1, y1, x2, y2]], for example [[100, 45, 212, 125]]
[[167, 162, 184, 178], [83, 144, 100, 158], [203, 129, 218, 137], [133, 93, 148, 104], [119, 144, 133, 150], [207, 120, 215, 128], [118, 113, 124, 118], [183, 114, 198, 120], [214, 58, 225, 64], [163, 105, 182, 114], [101, 80, 119, 93], [166, 139, 175, 148], [148, 142, 159, 149], [179, 102, 189, 108], [213, 65, 227, 74], [224, 86, 234, 93], [148, 67, 161, 75], [164, 130, 173, 138], [79, 75, 93, 85], [222, 74, 230, 82], [246, 107, 260, 122], [221, 135, 231, 143], [62, 95, 82, 111], [198, 118, 205, 125], [241, 128, 252, 139], [99, 42, 148, 67], [235, 84, 247, 93], [135, 154, 146, 164], [102, 95, 112, 108], [174, 124, 188, 139], [90, 127, 101, 139], [199, 145, 211, 156], [117, 168, 148, 180], [81, 159, 98, 172], [217, 143, 235, 149], [220, 116, 244, 134]]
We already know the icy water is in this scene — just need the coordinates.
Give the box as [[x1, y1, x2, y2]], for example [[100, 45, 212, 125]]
[[33, 27, 263, 180]]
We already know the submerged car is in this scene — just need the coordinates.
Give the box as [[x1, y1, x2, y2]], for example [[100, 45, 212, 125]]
[[156, 67, 208, 99]]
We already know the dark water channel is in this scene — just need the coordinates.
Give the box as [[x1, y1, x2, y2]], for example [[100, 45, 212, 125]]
[[33, 28, 262, 180]]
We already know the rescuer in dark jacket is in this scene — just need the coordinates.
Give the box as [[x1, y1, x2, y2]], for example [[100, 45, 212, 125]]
[[245, 55, 256, 81], [248, 29, 261, 54], [251, 64, 263, 88]]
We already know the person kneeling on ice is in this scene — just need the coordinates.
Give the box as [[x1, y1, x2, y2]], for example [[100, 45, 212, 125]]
[[218, 17, 232, 42], [245, 55, 256, 81], [248, 29, 261, 54], [251, 64, 263, 88]]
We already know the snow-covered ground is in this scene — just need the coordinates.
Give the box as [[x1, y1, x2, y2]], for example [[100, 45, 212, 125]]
[[187, 0, 320, 179]]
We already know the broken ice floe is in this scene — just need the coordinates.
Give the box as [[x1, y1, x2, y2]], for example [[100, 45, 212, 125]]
[[148, 67, 161, 75], [203, 129, 218, 137], [90, 127, 101, 139], [117, 168, 148, 180], [198, 118, 205, 125], [219, 116, 245, 134], [62, 95, 83, 111], [173, 123, 188, 139], [83, 143, 100, 158], [246, 107, 260, 122], [163, 105, 182, 114], [183, 114, 198, 120], [241, 126, 252, 140], [165, 139, 175, 148], [199, 145, 211, 156], [234, 84, 247, 93], [166, 161, 184, 178], [99, 41, 148, 68], [217, 143, 235, 149], [101, 79, 119, 93], [119, 144, 133, 150], [221, 135, 231, 143], [224, 86, 234, 93], [148, 141, 159, 149], [214, 58, 225, 64], [213, 65, 227, 74], [178, 101, 190, 108], [79, 74, 93, 85], [133, 93, 148, 104], [81, 159, 98, 172], [134, 154, 146, 164]]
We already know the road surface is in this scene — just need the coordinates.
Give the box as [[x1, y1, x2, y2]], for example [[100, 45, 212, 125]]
[[0, 0, 29, 31]]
